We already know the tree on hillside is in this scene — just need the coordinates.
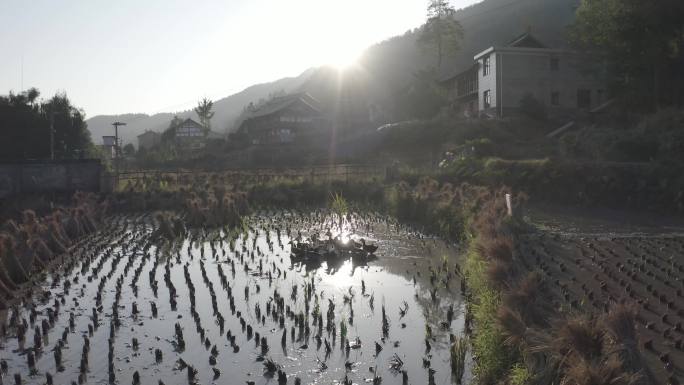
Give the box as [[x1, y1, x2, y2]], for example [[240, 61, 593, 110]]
[[123, 143, 136, 157], [0, 89, 94, 160], [394, 69, 448, 119], [417, 0, 464, 70], [26, 88, 39, 104], [161, 115, 184, 143], [570, 0, 684, 109], [194, 98, 215, 131]]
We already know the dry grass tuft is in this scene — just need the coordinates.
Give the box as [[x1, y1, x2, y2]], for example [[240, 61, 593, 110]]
[[503, 271, 550, 326], [564, 354, 641, 385], [478, 236, 514, 264], [486, 260, 511, 290], [556, 316, 604, 361], [497, 306, 527, 347], [603, 304, 637, 343]]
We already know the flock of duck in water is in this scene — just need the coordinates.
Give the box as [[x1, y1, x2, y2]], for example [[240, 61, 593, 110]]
[[0, 209, 467, 385]]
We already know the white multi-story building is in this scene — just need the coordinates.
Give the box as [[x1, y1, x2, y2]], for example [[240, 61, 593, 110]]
[[473, 33, 605, 117]]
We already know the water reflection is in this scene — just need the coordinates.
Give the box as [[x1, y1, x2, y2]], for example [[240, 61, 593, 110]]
[[0, 211, 472, 385]]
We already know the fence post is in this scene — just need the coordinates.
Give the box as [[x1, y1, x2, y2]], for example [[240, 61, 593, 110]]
[[505, 193, 513, 216]]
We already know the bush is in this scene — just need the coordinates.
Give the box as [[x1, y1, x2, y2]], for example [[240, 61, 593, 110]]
[[560, 109, 684, 163], [519, 93, 547, 121], [609, 137, 658, 162]]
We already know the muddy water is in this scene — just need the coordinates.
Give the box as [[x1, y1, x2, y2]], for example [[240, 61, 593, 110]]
[[0, 211, 472, 385], [525, 203, 684, 236]]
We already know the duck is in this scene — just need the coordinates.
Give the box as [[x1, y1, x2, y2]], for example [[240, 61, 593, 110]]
[[359, 239, 378, 254]]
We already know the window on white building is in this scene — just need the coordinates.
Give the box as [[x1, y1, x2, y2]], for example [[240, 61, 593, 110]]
[[483, 55, 491, 76], [483, 90, 491, 108]]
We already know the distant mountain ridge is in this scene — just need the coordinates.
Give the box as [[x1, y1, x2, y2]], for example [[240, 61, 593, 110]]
[[87, 0, 578, 146], [86, 69, 316, 145]]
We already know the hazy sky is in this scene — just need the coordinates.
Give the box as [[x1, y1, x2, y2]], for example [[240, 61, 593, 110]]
[[1, 0, 480, 117]]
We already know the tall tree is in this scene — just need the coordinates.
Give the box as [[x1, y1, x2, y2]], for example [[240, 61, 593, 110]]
[[570, 0, 684, 109], [43, 93, 92, 159], [395, 69, 448, 119], [417, 0, 464, 71], [122, 143, 136, 156], [194, 98, 215, 131], [0, 89, 93, 160], [161, 115, 184, 143]]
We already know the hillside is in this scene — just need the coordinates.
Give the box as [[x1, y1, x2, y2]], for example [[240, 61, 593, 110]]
[[359, 0, 578, 89], [87, 0, 579, 146], [86, 69, 315, 145], [295, 0, 579, 122]]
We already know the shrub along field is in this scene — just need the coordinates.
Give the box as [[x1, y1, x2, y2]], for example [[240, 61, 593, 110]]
[[398, 158, 684, 214]]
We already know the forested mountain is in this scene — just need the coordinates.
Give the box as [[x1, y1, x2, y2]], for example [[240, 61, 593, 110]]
[[361, 0, 577, 82], [87, 0, 579, 145]]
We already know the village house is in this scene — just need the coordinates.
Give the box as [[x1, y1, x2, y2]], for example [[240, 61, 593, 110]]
[[137, 130, 161, 150], [175, 118, 204, 139], [474, 33, 605, 117], [235, 93, 329, 146], [174, 118, 223, 149], [444, 32, 605, 118]]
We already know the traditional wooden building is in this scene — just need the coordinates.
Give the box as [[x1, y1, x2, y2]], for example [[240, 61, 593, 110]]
[[175, 118, 207, 149], [236, 93, 329, 146]]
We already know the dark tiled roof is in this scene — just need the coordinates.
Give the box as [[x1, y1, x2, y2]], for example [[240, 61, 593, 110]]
[[181, 118, 204, 128], [507, 32, 547, 48], [440, 31, 548, 81], [246, 93, 321, 120], [137, 131, 160, 138]]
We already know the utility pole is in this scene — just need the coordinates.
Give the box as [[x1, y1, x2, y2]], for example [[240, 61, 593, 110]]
[[50, 110, 55, 161], [112, 121, 127, 187]]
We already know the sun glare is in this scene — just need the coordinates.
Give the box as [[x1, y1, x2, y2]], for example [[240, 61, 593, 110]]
[[327, 45, 362, 70]]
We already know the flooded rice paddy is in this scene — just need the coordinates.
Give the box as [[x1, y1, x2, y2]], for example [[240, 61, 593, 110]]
[[0, 210, 471, 385]]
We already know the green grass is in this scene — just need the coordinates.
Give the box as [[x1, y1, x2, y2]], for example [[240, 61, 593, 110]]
[[464, 239, 516, 384], [509, 363, 531, 385], [330, 192, 349, 219]]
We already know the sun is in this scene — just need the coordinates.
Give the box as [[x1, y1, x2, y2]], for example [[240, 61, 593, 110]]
[[326, 45, 361, 70]]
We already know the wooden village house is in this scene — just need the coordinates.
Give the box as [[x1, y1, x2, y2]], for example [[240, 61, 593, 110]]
[[236, 93, 329, 146]]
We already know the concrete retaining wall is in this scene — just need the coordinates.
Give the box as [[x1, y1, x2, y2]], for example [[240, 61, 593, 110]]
[[0, 159, 102, 198]]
